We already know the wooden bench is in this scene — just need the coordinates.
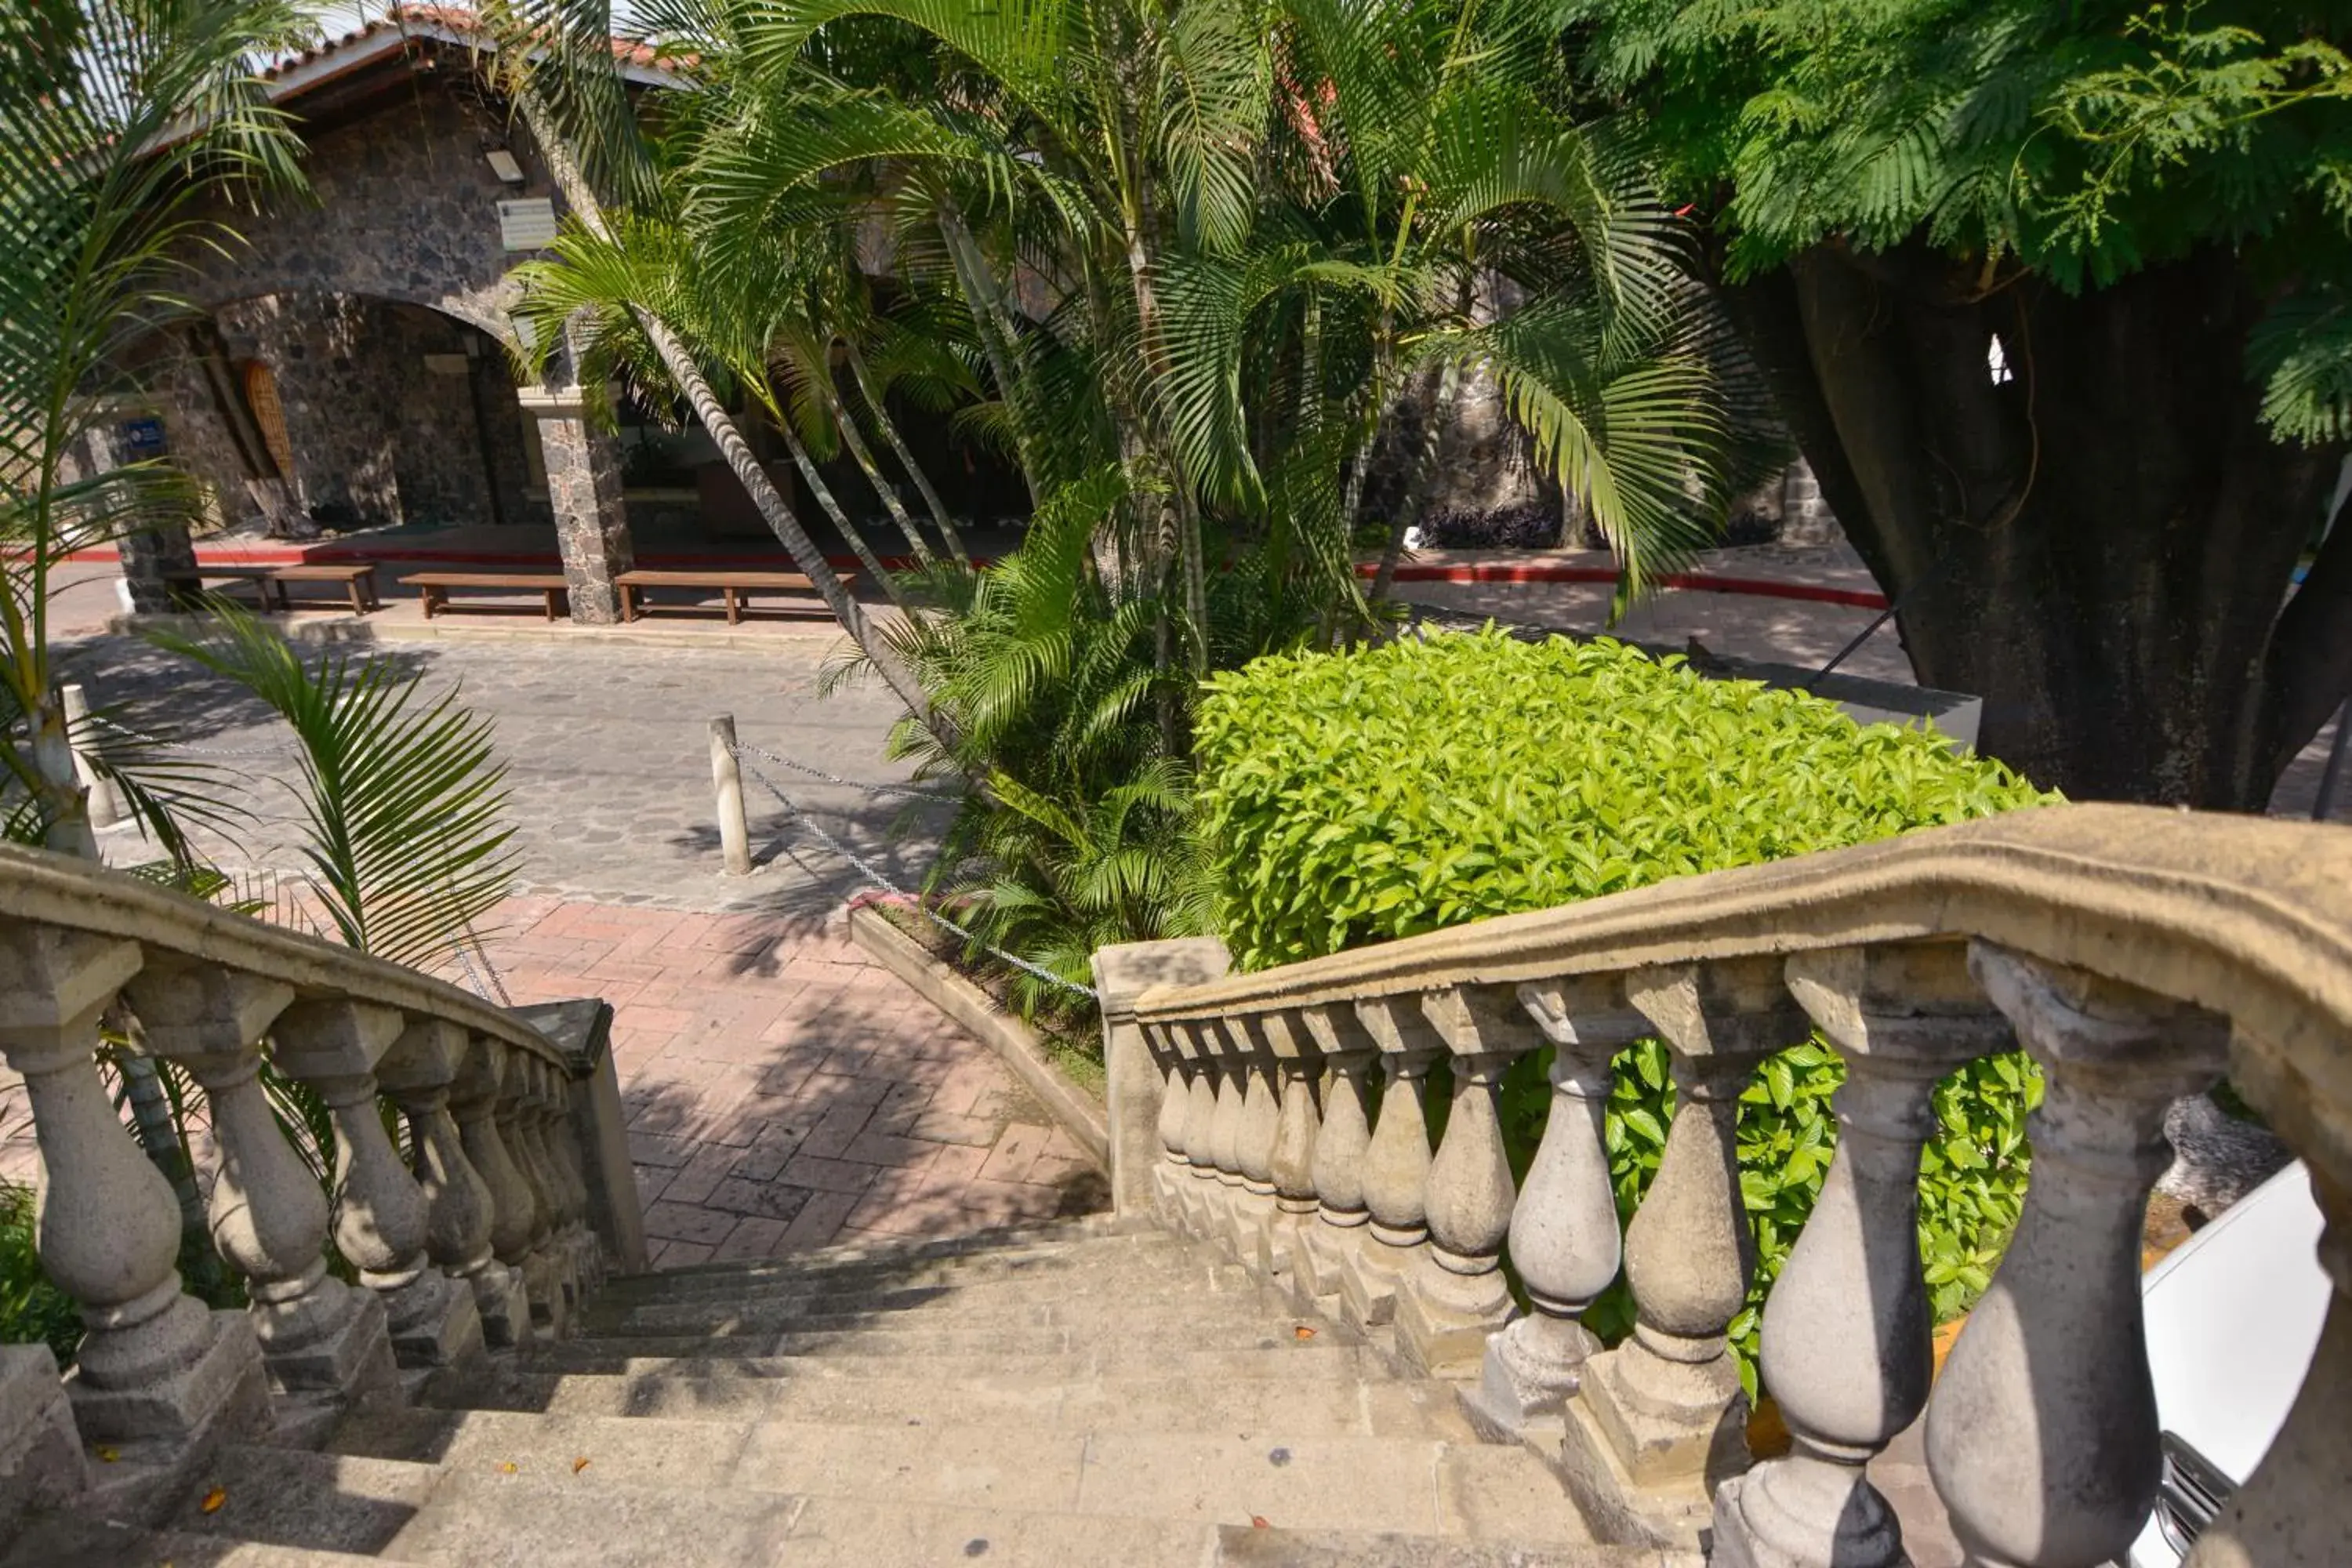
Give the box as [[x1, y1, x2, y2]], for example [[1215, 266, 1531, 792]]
[[181, 563, 381, 615], [401, 572, 572, 621], [615, 568, 848, 625]]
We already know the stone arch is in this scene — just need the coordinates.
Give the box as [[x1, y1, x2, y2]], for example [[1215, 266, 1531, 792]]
[[126, 288, 547, 538]]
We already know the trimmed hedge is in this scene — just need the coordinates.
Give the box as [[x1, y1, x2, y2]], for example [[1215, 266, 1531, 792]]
[[1194, 630, 2059, 1385], [1196, 629, 2051, 968]]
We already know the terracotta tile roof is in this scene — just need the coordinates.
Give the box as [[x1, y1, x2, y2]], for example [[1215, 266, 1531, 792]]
[[258, 5, 677, 92]]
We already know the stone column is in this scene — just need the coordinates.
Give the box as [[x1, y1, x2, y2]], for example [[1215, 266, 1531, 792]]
[[1339, 996, 1441, 1333], [379, 1019, 525, 1350], [1296, 1005, 1378, 1311], [519, 383, 632, 624], [1260, 1011, 1323, 1280], [1713, 945, 2012, 1568], [1092, 938, 1232, 1219], [75, 416, 199, 614], [1563, 959, 1798, 1546], [1470, 976, 1647, 1437], [0, 928, 268, 1461], [125, 959, 396, 1425], [449, 1039, 537, 1345], [273, 1000, 484, 1374], [1925, 943, 2228, 1568], [1397, 986, 1534, 1376]]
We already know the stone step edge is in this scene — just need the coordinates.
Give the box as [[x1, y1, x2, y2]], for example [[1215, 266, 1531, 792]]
[[169, 1449, 1657, 1568]]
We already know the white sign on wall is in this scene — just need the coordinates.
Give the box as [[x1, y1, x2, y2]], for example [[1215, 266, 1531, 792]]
[[498, 198, 559, 252]]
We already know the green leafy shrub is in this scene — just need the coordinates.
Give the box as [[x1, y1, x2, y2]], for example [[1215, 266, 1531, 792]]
[[1197, 630, 2053, 967], [0, 1175, 79, 1365], [1196, 630, 2058, 1388]]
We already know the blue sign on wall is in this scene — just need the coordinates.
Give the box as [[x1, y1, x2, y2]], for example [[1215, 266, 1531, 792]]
[[118, 416, 169, 458]]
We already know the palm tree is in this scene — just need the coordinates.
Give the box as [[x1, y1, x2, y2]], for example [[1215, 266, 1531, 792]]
[[0, 0, 312, 853], [489, 73, 947, 734]]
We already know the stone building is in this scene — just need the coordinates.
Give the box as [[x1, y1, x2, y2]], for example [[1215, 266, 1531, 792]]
[[89, 10, 664, 620]]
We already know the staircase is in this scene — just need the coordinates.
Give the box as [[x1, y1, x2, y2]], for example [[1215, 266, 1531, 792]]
[[5, 1218, 1689, 1567]]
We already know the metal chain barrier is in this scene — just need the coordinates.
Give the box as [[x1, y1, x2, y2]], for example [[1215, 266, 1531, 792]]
[[728, 739, 1098, 1001], [91, 712, 299, 759], [728, 737, 961, 801]]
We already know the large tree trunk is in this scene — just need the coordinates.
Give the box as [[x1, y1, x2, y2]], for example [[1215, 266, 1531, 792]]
[[1722, 239, 2352, 808]]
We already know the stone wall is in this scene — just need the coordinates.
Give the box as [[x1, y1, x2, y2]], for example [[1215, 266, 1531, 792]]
[[136, 294, 544, 534], [182, 75, 552, 337]]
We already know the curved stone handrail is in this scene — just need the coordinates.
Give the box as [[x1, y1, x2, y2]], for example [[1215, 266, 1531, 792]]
[[1134, 804, 2352, 1060], [1117, 803, 2351, 1566], [0, 840, 620, 1501], [0, 840, 566, 1067]]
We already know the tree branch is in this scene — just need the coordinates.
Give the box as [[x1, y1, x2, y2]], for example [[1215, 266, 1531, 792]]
[[2263, 506, 2352, 775]]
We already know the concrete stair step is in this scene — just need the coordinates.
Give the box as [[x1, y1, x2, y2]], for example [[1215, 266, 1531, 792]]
[[521, 1338, 1382, 1384], [607, 1228, 1184, 1304], [162, 1444, 808, 1567], [1216, 1526, 1701, 1567], [321, 1407, 1594, 1544], [550, 1315, 1322, 1361], [424, 1364, 1478, 1440], [592, 1241, 1258, 1321], [0, 1512, 419, 1567], [600, 1284, 1320, 1339]]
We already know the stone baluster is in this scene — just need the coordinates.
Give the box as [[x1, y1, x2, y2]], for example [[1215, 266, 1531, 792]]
[[1713, 945, 2013, 1568], [0, 927, 268, 1459], [1149, 1026, 1194, 1223], [1469, 976, 1647, 1437], [493, 1047, 568, 1323], [517, 1057, 580, 1298], [382, 1019, 528, 1349], [1258, 1011, 1323, 1280], [449, 1037, 539, 1340], [1396, 985, 1534, 1375], [1200, 1038, 1249, 1250], [1338, 996, 1441, 1333], [1295, 1004, 1378, 1311], [535, 1056, 604, 1290], [1228, 1017, 1283, 1265], [125, 957, 397, 1426], [1175, 1023, 1223, 1239], [272, 1000, 483, 1373], [1924, 942, 2228, 1568], [2180, 1021, 2352, 1563], [1563, 959, 1798, 1544]]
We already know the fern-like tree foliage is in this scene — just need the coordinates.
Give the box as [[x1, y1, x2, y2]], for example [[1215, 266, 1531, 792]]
[[145, 604, 519, 971], [0, 0, 311, 855], [1570, 0, 2352, 808]]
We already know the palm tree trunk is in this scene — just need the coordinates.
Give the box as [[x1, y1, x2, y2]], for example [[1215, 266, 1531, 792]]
[[771, 414, 910, 607], [821, 374, 937, 568], [936, 198, 1038, 503], [844, 339, 969, 566], [513, 92, 943, 736]]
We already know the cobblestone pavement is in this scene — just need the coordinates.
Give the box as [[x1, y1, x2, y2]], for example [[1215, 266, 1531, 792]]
[[54, 631, 949, 912]]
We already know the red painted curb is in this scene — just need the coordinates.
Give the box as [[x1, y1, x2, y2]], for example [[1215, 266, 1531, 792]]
[[57, 543, 1892, 610], [1364, 559, 1889, 609]]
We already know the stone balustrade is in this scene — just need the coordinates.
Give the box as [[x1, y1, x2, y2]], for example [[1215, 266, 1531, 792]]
[[1099, 804, 2352, 1564], [0, 843, 639, 1515]]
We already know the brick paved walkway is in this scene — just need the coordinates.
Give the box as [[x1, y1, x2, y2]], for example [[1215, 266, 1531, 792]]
[[478, 897, 1104, 1267]]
